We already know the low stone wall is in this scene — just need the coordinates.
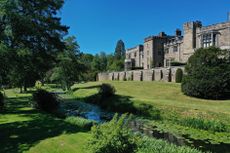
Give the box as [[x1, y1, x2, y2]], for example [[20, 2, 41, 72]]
[[171, 67, 185, 82], [143, 70, 154, 81], [133, 70, 143, 81], [114, 72, 119, 80], [98, 72, 109, 81], [119, 72, 126, 81], [98, 66, 185, 83]]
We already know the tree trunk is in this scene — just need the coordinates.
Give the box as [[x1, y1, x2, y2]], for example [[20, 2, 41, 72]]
[[24, 81, 27, 92]]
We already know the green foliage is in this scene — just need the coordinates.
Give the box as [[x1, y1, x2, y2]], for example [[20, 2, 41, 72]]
[[178, 117, 228, 132], [175, 68, 183, 83], [65, 116, 94, 130], [0, 0, 68, 91], [87, 114, 137, 153], [99, 83, 116, 98], [136, 103, 161, 120], [32, 89, 59, 113], [182, 47, 230, 99], [35, 81, 42, 89], [49, 36, 84, 90], [0, 92, 4, 110], [137, 136, 202, 153], [114, 40, 126, 60]]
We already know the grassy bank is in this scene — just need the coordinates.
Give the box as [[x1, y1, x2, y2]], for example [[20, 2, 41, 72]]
[[0, 87, 203, 153], [72, 81, 230, 144], [0, 89, 90, 153]]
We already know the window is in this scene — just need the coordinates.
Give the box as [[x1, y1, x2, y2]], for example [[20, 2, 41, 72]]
[[134, 52, 137, 57], [173, 46, 178, 52], [165, 48, 169, 54], [202, 34, 212, 48], [147, 50, 149, 56], [158, 51, 162, 55]]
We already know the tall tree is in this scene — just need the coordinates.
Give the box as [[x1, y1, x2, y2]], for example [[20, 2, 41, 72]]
[[0, 0, 68, 91], [50, 36, 84, 90], [114, 40, 125, 60]]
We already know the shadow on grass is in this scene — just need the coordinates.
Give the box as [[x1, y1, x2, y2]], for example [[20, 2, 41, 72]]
[[77, 91, 161, 120], [0, 96, 89, 153], [71, 85, 101, 92]]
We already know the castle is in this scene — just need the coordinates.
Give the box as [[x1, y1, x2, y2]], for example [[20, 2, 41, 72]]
[[98, 14, 230, 82], [125, 14, 230, 70]]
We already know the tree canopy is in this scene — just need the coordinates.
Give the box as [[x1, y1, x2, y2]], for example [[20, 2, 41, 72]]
[[182, 47, 230, 99]]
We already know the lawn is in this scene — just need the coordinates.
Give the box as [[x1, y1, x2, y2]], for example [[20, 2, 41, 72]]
[[0, 89, 90, 153], [73, 81, 230, 119], [73, 81, 230, 144]]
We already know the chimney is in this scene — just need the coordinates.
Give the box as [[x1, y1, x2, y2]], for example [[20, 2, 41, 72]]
[[175, 29, 182, 36], [159, 32, 166, 37]]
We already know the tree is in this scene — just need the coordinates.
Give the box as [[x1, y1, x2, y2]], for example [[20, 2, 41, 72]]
[[92, 52, 108, 72], [182, 47, 230, 99], [80, 53, 96, 81], [0, 0, 68, 91], [114, 40, 125, 60], [50, 36, 84, 90]]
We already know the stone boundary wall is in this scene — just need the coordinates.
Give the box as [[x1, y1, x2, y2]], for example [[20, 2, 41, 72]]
[[98, 66, 185, 83]]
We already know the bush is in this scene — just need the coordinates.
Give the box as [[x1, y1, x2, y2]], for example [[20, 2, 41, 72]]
[[35, 80, 42, 89], [137, 136, 202, 153], [32, 89, 59, 113], [99, 83, 116, 98], [178, 117, 227, 132], [0, 92, 4, 110], [87, 114, 137, 153], [65, 116, 94, 130], [175, 68, 183, 83], [182, 47, 230, 99]]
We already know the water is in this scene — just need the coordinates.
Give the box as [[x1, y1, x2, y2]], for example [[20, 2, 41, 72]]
[[62, 100, 230, 153], [61, 101, 113, 122]]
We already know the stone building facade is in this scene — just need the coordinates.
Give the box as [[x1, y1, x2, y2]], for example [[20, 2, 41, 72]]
[[125, 14, 230, 69], [164, 21, 230, 66], [125, 32, 173, 70], [125, 45, 144, 70]]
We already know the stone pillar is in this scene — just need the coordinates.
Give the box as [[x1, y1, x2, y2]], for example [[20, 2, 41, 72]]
[[119, 72, 126, 81], [143, 70, 154, 81], [109, 73, 114, 81], [133, 71, 143, 81], [98, 73, 109, 81], [154, 68, 162, 81]]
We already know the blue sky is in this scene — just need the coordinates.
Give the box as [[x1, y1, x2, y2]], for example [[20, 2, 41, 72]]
[[59, 0, 230, 54]]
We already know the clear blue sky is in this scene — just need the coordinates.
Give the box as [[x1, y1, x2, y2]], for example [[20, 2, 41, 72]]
[[59, 0, 230, 54]]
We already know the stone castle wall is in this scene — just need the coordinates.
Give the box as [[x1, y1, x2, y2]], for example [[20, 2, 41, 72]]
[[98, 66, 185, 83]]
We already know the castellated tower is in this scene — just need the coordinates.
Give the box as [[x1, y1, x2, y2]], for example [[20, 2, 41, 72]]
[[182, 21, 202, 62]]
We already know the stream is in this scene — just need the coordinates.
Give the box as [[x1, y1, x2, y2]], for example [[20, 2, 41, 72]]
[[61, 99, 230, 153]]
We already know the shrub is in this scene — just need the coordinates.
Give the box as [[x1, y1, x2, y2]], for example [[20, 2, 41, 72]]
[[35, 80, 42, 89], [99, 83, 116, 98], [87, 114, 137, 153], [32, 89, 59, 113], [178, 117, 227, 132], [137, 136, 202, 153], [65, 116, 94, 130], [136, 103, 161, 120], [0, 92, 4, 110], [175, 68, 183, 83], [182, 47, 230, 99]]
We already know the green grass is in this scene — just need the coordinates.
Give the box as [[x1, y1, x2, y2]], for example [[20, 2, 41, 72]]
[[1, 83, 229, 152], [73, 81, 230, 143], [0, 88, 90, 153]]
